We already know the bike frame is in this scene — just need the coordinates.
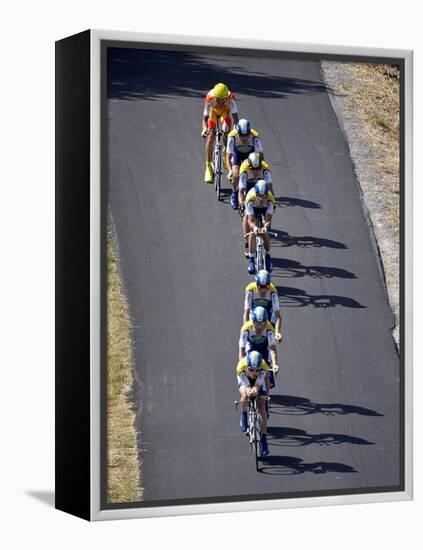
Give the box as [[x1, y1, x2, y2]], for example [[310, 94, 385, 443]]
[[211, 121, 224, 201]]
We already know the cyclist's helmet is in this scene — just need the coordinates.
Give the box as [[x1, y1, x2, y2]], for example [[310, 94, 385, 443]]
[[236, 118, 251, 136], [213, 82, 229, 99], [256, 270, 271, 287], [247, 350, 263, 371], [255, 179, 269, 196], [252, 306, 268, 324], [248, 152, 261, 169]]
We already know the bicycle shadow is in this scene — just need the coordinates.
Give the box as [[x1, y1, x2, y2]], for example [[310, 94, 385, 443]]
[[270, 229, 348, 249], [273, 285, 366, 309], [275, 197, 322, 209], [268, 394, 384, 417], [257, 455, 357, 475], [266, 426, 374, 447], [271, 258, 357, 280]]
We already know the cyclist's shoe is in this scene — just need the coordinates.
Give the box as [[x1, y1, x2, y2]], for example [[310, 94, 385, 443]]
[[265, 253, 273, 272], [269, 370, 276, 389], [248, 257, 256, 274], [204, 162, 213, 184], [260, 434, 269, 457], [240, 411, 248, 432], [244, 241, 249, 258], [231, 191, 239, 210]]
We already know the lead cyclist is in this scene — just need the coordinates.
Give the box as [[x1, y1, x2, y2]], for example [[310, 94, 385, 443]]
[[201, 83, 239, 184]]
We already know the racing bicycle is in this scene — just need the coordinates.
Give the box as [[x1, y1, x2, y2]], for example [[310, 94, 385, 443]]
[[235, 396, 261, 470], [211, 121, 225, 201], [245, 214, 277, 273]]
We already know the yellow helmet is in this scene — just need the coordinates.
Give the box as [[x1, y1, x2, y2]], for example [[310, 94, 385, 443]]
[[213, 82, 229, 99]]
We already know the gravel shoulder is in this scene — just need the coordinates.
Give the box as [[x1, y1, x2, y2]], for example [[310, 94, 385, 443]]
[[321, 61, 400, 349]]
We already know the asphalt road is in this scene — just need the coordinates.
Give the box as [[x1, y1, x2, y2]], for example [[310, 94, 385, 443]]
[[107, 47, 401, 504]]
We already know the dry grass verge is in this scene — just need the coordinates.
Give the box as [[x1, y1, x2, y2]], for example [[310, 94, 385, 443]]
[[344, 63, 400, 232], [107, 231, 142, 502], [322, 61, 400, 346]]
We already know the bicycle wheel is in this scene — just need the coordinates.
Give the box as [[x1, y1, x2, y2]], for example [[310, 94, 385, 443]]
[[216, 145, 222, 201], [255, 238, 266, 273], [249, 400, 261, 470]]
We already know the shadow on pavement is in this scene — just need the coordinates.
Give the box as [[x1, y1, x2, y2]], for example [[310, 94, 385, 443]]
[[273, 285, 366, 308], [271, 258, 357, 280], [275, 196, 322, 209], [108, 48, 330, 101], [268, 394, 384, 417], [267, 426, 374, 447], [271, 229, 348, 249], [258, 455, 357, 475]]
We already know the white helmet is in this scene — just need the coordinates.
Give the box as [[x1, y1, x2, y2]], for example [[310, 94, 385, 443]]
[[248, 152, 261, 169]]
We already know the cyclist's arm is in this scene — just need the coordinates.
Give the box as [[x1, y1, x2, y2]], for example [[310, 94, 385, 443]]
[[263, 213, 273, 231], [247, 214, 257, 232], [239, 173, 248, 203], [253, 136, 264, 153], [239, 331, 248, 360], [243, 291, 252, 324], [267, 331, 278, 366], [230, 100, 239, 125], [202, 115, 209, 134], [263, 202, 274, 230], [271, 293, 282, 339], [226, 137, 235, 170]]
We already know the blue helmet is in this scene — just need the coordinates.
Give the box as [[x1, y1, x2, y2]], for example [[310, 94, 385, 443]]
[[255, 270, 271, 287], [252, 306, 268, 324], [255, 179, 269, 196], [247, 350, 263, 371], [236, 118, 251, 136]]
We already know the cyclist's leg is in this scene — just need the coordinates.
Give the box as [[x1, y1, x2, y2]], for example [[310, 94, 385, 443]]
[[257, 395, 268, 434], [206, 115, 217, 162], [263, 233, 273, 272], [238, 383, 249, 432]]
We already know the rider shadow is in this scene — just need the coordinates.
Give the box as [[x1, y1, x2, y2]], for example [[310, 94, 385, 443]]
[[213, 187, 232, 205], [268, 394, 384, 417], [271, 258, 357, 280], [257, 455, 357, 475], [266, 426, 374, 447], [275, 197, 322, 209], [270, 229, 348, 249], [273, 285, 366, 309]]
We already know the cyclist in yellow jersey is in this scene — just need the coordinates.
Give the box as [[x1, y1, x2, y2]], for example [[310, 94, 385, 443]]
[[239, 152, 273, 255], [225, 119, 263, 209], [239, 306, 279, 372], [201, 83, 239, 183], [236, 350, 270, 456], [245, 180, 276, 274], [244, 270, 282, 341]]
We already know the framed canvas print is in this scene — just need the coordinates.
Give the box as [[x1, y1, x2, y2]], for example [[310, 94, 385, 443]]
[[55, 29, 413, 521]]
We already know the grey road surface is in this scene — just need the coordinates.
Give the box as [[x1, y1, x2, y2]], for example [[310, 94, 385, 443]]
[[107, 48, 401, 504]]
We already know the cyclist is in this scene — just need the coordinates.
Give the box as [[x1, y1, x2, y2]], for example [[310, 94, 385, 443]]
[[239, 306, 279, 374], [244, 270, 282, 341], [226, 119, 263, 209], [245, 179, 276, 274], [236, 350, 270, 456], [201, 83, 239, 184], [239, 152, 273, 255]]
